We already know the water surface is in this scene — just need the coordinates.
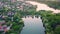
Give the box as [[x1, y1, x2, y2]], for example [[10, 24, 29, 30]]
[[21, 16, 45, 34]]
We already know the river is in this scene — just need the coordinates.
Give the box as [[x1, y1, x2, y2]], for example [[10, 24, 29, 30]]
[[20, 16, 45, 34], [25, 1, 60, 13], [20, 1, 60, 34]]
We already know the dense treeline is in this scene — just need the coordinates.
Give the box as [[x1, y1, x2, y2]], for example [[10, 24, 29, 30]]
[[45, 1, 60, 9], [37, 10, 60, 34]]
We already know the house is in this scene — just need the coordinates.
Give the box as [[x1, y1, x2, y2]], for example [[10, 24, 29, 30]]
[[0, 21, 5, 24], [0, 2, 3, 8], [7, 11, 15, 17]]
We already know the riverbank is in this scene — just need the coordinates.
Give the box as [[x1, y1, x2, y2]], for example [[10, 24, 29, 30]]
[[25, 1, 60, 13], [37, 10, 60, 34], [19, 1, 60, 33]]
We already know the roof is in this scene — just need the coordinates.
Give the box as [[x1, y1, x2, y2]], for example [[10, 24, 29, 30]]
[[0, 21, 5, 24]]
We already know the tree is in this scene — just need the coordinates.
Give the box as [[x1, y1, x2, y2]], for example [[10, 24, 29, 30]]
[[54, 25, 60, 34]]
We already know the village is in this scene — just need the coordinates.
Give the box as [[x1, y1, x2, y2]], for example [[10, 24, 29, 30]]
[[0, 0, 35, 34], [0, 0, 36, 11], [0, 0, 60, 34]]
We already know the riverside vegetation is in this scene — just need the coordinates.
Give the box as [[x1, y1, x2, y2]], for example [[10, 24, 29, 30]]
[[0, 0, 60, 34], [37, 10, 60, 34]]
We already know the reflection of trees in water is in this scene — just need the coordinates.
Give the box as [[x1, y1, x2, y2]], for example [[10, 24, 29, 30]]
[[22, 15, 40, 19]]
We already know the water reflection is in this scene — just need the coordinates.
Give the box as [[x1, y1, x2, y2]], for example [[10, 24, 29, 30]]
[[20, 16, 45, 34], [22, 15, 41, 19]]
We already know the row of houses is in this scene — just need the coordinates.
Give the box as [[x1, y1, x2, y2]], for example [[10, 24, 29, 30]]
[[0, 11, 14, 33], [0, 0, 37, 11]]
